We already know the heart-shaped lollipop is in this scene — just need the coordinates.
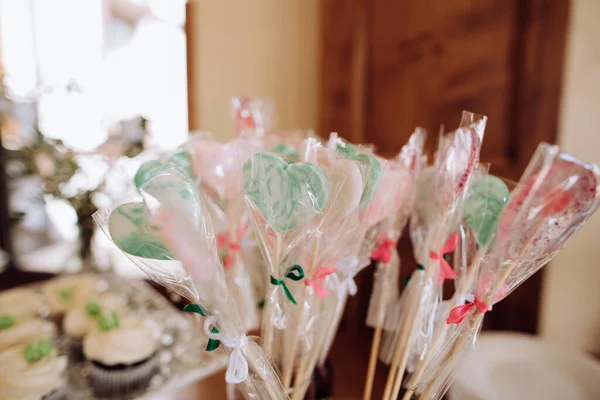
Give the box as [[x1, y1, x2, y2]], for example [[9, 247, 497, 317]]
[[496, 149, 599, 260], [243, 152, 328, 232], [134, 152, 194, 188], [109, 173, 202, 259], [365, 160, 412, 227], [435, 127, 481, 207], [273, 144, 299, 161], [464, 175, 510, 248], [192, 138, 249, 200], [109, 202, 172, 260], [356, 154, 382, 209], [321, 159, 364, 223]]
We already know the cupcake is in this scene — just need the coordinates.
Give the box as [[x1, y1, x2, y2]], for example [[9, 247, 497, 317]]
[[0, 287, 43, 321], [0, 318, 55, 352], [0, 339, 67, 400], [42, 274, 100, 318], [63, 293, 127, 356], [83, 316, 160, 397]]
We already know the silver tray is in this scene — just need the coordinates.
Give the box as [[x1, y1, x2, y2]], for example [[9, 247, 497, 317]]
[[24, 273, 229, 399]]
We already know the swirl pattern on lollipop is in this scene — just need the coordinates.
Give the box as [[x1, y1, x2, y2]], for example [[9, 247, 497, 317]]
[[243, 152, 328, 232]]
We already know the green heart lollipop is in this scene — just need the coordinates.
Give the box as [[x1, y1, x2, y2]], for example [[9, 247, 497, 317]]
[[273, 144, 299, 162], [109, 203, 173, 260], [134, 160, 163, 188], [464, 175, 509, 247], [168, 151, 194, 180], [134, 152, 194, 188], [110, 172, 201, 259], [337, 143, 357, 159], [356, 154, 382, 209], [243, 152, 328, 232]]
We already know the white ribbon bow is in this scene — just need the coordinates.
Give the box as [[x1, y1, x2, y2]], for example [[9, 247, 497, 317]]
[[204, 317, 249, 384], [331, 255, 366, 299]]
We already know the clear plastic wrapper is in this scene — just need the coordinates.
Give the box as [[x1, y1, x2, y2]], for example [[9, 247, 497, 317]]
[[263, 130, 311, 160], [243, 136, 385, 398], [411, 143, 600, 400], [186, 132, 261, 331], [382, 111, 486, 400], [231, 96, 274, 138], [94, 166, 289, 399], [242, 143, 342, 391], [365, 129, 426, 329], [310, 142, 387, 372], [405, 166, 496, 381]]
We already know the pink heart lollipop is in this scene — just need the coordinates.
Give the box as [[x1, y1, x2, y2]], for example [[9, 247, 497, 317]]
[[496, 146, 600, 261], [364, 160, 412, 227], [434, 127, 481, 209], [191, 138, 250, 200]]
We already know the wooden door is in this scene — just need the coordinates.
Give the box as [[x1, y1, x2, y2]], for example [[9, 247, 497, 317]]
[[320, 0, 570, 334]]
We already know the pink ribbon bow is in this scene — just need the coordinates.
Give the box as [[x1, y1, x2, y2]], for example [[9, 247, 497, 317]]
[[371, 237, 397, 264], [430, 233, 459, 284], [446, 297, 488, 324], [216, 224, 247, 269], [305, 267, 336, 299]]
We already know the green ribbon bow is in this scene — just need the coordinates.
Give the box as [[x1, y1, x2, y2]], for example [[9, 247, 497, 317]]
[[98, 312, 120, 332], [403, 264, 426, 286], [183, 304, 221, 352], [270, 264, 305, 305], [0, 314, 15, 330], [24, 339, 53, 363], [58, 287, 75, 301]]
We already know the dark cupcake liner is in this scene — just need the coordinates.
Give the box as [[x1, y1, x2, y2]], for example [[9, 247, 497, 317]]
[[89, 352, 160, 398], [66, 336, 84, 362], [41, 384, 67, 400]]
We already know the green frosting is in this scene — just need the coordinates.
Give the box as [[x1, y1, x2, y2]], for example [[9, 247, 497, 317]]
[[464, 175, 510, 247], [98, 312, 120, 332], [356, 153, 382, 209], [0, 314, 15, 330], [85, 300, 101, 316], [24, 339, 53, 363], [273, 144, 299, 161], [243, 152, 329, 232], [58, 286, 74, 301]]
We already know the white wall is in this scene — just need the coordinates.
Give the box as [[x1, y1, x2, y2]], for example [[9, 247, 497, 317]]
[[539, 0, 600, 353], [189, 0, 320, 140]]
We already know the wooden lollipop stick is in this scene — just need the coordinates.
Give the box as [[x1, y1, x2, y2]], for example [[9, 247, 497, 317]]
[[246, 349, 282, 400], [401, 248, 486, 399], [263, 234, 282, 358], [363, 260, 396, 400], [381, 274, 422, 400], [290, 301, 335, 400], [418, 217, 546, 399], [281, 287, 307, 388], [282, 238, 320, 388], [363, 324, 383, 400]]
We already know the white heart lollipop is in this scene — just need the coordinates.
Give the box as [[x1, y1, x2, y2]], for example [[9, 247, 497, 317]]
[[321, 158, 364, 224]]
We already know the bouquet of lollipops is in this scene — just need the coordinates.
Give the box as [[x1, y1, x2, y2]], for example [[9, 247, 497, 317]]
[[93, 96, 600, 400]]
